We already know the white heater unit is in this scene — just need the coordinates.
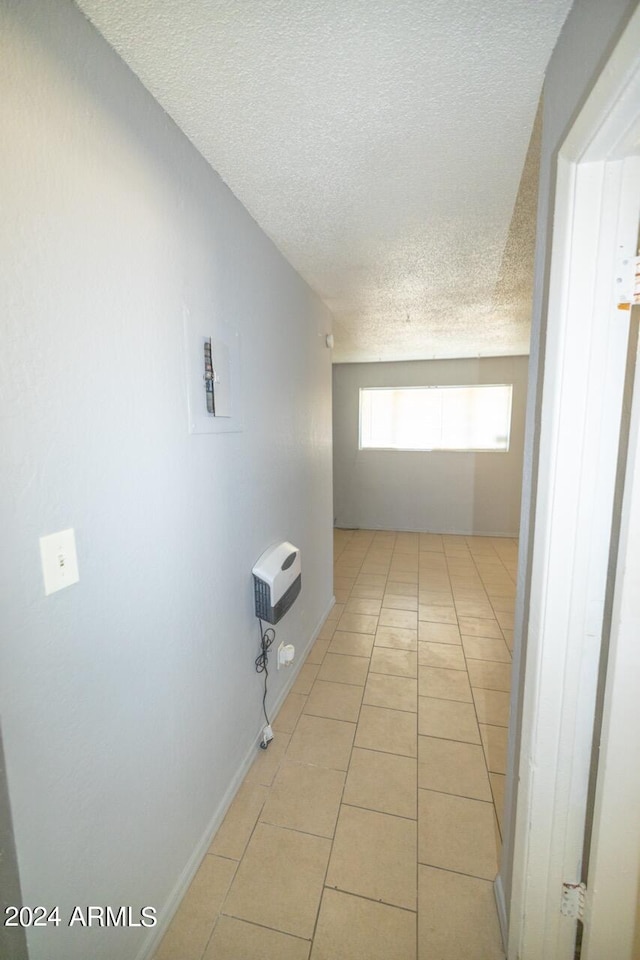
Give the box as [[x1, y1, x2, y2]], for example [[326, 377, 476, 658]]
[[252, 542, 301, 624]]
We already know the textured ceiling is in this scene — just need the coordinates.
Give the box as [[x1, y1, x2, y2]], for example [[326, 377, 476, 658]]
[[76, 0, 571, 362]]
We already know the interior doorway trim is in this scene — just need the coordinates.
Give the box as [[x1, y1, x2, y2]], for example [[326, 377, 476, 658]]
[[504, 8, 640, 959]]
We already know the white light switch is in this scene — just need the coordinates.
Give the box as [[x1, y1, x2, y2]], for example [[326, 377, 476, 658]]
[[39, 528, 80, 595]]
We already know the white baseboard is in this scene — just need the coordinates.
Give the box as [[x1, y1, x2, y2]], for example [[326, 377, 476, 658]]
[[136, 595, 335, 960], [494, 873, 508, 956]]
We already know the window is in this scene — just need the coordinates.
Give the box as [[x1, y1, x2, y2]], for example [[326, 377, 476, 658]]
[[359, 384, 513, 452]]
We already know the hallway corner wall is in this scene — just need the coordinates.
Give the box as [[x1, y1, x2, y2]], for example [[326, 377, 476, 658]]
[[332, 356, 528, 537]]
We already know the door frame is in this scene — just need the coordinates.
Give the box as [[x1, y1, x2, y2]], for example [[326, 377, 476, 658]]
[[502, 8, 640, 958]]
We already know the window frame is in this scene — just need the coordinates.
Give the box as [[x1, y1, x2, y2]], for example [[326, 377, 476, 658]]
[[358, 383, 513, 453]]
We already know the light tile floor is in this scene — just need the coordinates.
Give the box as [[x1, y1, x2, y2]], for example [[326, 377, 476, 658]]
[[154, 529, 517, 960]]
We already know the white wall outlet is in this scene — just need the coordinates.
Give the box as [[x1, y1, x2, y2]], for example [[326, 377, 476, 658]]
[[278, 643, 295, 668], [276, 641, 285, 670], [39, 528, 79, 595]]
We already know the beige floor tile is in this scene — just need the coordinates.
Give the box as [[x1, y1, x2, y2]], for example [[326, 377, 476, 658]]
[[418, 866, 505, 960], [370, 647, 417, 678], [316, 620, 337, 641], [344, 747, 417, 818], [450, 586, 488, 601], [447, 561, 476, 576], [484, 581, 515, 597], [490, 773, 506, 836], [325, 603, 344, 622], [418, 697, 480, 744], [480, 723, 508, 774], [223, 822, 331, 939], [334, 577, 356, 592], [260, 760, 345, 838], [418, 666, 472, 702], [418, 604, 458, 624], [292, 662, 320, 695], [489, 596, 515, 614], [355, 705, 417, 758], [245, 733, 291, 787], [420, 535, 444, 551], [209, 781, 270, 860], [354, 575, 386, 590], [303, 679, 363, 722], [311, 889, 416, 960], [350, 584, 385, 599], [418, 622, 461, 645], [326, 805, 417, 910], [458, 616, 503, 638], [418, 641, 466, 671], [273, 692, 307, 734], [466, 659, 512, 692], [503, 628, 514, 651], [328, 631, 375, 657], [318, 652, 369, 685], [204, 916, 310, 960], [387, 557, 418, 583], [418, 590, 454, 606], [418, 737, 491, 801], [286, 715, 355, 770], [387, 564, 418, 597], [334, 589, 351, 603], [418, 789, 499, 880], [454, 598, 496, 618], [379, 607, 418, 629], [360, 562, 391, 575], [374, 625, 418, 650], [495, 610, 515, 631], [462, 635, 512, 663], [382, 594, 419, 611], [344, 597, 382, 615], [390, 554, 420, 572], [473, 688, 510, 726], [305, 638, 330, 665], [386, 581, 419, 597], [364, 674, 417, 712], [336, 612, 378, 635], [394, 538, 419, 553], [154, 855, 236, 960]]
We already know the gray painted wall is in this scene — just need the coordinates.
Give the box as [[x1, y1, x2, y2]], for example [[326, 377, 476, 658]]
[[0, 727, 28, 960], [499, 0, 640, 932], [333, 357, 528, 536], [0, 3, 333, 959]]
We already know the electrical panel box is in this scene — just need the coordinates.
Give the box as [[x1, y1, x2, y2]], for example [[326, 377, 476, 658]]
[[252, 542, 301, 624]]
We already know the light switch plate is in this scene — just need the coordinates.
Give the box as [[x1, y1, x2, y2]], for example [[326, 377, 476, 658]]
[[40, 528, 79, 595]]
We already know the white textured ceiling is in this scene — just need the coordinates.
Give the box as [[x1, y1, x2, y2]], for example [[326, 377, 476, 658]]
[[76, 0, 571, 362]]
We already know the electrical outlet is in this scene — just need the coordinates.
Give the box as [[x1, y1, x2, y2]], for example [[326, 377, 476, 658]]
[[277, 642, 295, 668], [276, 641, 285, 670]]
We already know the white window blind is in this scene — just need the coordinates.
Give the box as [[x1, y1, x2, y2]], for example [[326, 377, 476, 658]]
[[359, 384, 512, 452]]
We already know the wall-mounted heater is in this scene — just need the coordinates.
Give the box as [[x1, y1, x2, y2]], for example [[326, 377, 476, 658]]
[[252, 542, 301, 624]]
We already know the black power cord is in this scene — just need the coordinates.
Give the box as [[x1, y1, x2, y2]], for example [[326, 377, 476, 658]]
[[255, 618, 276, 749]]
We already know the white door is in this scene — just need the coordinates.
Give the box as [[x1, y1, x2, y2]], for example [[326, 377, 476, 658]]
[[580, 300, 640, 958], [506, 7, 640, 958]]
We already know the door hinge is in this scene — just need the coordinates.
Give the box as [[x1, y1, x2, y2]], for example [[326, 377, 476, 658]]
[[561, 881, 586, 920], [615, 248, 640, 310]]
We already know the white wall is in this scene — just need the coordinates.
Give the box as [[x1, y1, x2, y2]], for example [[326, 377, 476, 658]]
[[0, 3, 333, 959], [333, 356, 528, 536], [499, 0, 640, 938]]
